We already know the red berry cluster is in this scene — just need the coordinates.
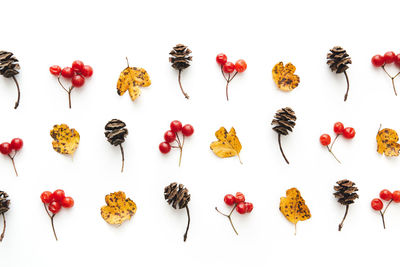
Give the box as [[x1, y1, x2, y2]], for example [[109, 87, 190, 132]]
[[40, 189, 74, 240], [216, 192, 253, 235], [371, 189, 400, 229], [320, 122, 355, 163], [50, 60, 93, 108], [371, 51, 400, 95], [159, 120, 194, 166], [0, 138, 23, 176], [216, 53, 247, 101]]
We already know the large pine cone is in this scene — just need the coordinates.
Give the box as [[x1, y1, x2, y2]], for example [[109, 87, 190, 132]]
[[271, 107, 296, 135], [0, 51, 20, 78], [0, 191, 10, 214], [327, 46, 352, 74], [169, 44, 192, 71], [334, 179, 359, 205], [105, 119, 128, 146], [164, 182, 190, 209]]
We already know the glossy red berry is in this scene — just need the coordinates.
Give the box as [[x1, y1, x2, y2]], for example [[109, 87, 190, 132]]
[[235, 192, 245, 203], [333, 122, 344, 135], [236, 202, 247, 214], [223, 62, 235, 73], [371, 55, 385, 67], [164, 130, 176, 143], [371, 198, 383, 211], [170, 120, 182, 132], [235, 59, 247, 73], [216, 53, 227, 65], [343, 127, 355, 139], [40, 191, 53, 204], [48, 201, 61, 214], [61, 67, 74, 78], [244, 202, 253, 213], [61, 196, 74, 208], [380, 189, 393, 201], [0, 143, 12, 155], [49, 65, 61, 76], [53, 189, 65, 203], [224, 194, 236, 206], [81, 65, 93, 77], [182, 124, 194, 137], [384, 51, 396, 64], [159, 142, 171, 154], [395, 54, 400, 67], [392, 191, 400, 203], [72, 60, 84, 73], [320, 134, 331, 146], [11, 138, 23, 151], [71, 75, 85, 87]]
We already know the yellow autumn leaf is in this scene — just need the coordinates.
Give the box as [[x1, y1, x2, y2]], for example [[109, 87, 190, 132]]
[[272, 62, 300, 91], [101, 191, 137, 225], [50, 124, 80, 155], [279, 188, 311, 234], [376, 127, 400, 157], [210, 127, 242, 163]]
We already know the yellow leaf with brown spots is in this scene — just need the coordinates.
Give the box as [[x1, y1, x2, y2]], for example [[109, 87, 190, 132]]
[[116, 61, 151, 101], [272, 62, 300, 91], [279, 188, 311, 234], [101, 191, 137, 225], [376, 127, 400, 157], [210, 127, 242, 163], [50, 124, 80, 155]]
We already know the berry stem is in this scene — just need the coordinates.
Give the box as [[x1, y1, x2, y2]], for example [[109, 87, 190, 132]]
[[326, 146, 341, 164], [381, 65, 400, 96], [175, 133, 184, 167], [329, 134, 340, 151], [379, 199, 393, 229], [0, 213, 6, 242], [12, 75, 20, 109], [119, 144, 125, 173], [183, 205, 190, 242], [343, 70, 350, 101], [338, 204, 349, 231], [43, 203, 58, 241], [215, 204, 239, 235], [178, 70, 189, 99], [278, 134, 289, 164], [7, 152, 18, 176], [57, 74, 74, 108]]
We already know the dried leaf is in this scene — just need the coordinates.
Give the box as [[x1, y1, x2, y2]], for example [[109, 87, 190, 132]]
[[210, 127, 242, 163], [279, 188, 311, 234], [272, 62, 300, 91], [376, 128, 400, 157], [117, 65, 151, 102], [50, 124, 80, 155], [101, 191, 137, 225]]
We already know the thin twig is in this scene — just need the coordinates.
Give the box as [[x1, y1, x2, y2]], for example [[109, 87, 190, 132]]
[[119, 144, 125, 173], [329, 134, 340, 151], [215, 205, 239, 235], [7, 153, 18, 176], [44, 203, 58, 240], [183, 206, 190, 242], [0, 213, 5, 241], [343, 70, 350, 101], [178, 70, 189, 99], [381, 65, 399, 96], [326, 146, 341, 164], [278, 134, 289, 164], [12, 76, 20, 109], [338, 205, 349, 231]]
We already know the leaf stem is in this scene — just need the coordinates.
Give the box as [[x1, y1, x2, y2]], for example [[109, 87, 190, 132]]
[[178, 70, 189, 99], [12, 76, 20, 109], [338, 204, 349, 231], [0, 213, 6, 242], [215, 204, 239, 235], [343, 70, 350, 101], [278, 134, 289, 164], [183, 205, 190, 242], [119, 144, 125, 173]]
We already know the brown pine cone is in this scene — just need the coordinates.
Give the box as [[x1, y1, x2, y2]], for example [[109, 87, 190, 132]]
[[0, 51, 21, 109], [164, 182, 190, 209], [334, 179, 359, 205], [327, 46, 352, 74], [271, 107, 296, 136], [169, 44, 192, 71], [105, 119, 128, 146]]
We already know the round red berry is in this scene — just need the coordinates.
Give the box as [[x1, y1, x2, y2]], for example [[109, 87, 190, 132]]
[[61, 196, 74, 208], [371, 55, 385, 67], [235, 59, 247, 73], [224, 194, 236, 206], [371, 198, 383, 211], [72, 60, 84, 73], [170, 120, 182, 132], [343, 127, 355, 139], [223, 62, 235, 73], [395, 54, 400, 67], [380, 189, 393, 201], [392, 191, 400, 203], [333, 122, 344, 135], [159, 142, 171, 154], [235, 192, 245, 203], [48, 201, 61, 214], [81, 65, 93, 77], [11, 138, 23, 151], [182, 124, 194, 137], [49, 65, 61, 76], [40, 191, 53, 204], [320, 134, 331, 146], [244, 202, 253, 213], [53, 189, 65, 203], [164, 130, 176, 143], [0, 143, 12, 155], [72, 75, 85, 87], [61, 67, 74, 78], [216, 53, 227, 65], [236, 202, 247, 214], [384, 51, 396, 64]]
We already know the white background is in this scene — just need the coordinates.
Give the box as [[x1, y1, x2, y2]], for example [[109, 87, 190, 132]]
[[0, 0, 400, 266]]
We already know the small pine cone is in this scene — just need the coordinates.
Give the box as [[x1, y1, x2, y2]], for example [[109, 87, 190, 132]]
[[334, 179, 359, 205], [164, 182, 190, 209], [105, 119, 128, 146], [327, 46, 352, 74], [272, 107, 296, 135], [169, 44, 192, 71], [0, 191, 10, 214], [0, 51, 20, 78]]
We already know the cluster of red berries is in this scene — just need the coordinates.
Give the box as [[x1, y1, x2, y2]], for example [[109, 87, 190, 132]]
[[371, 189, 400, 229], [159, 120, 194, 166], [216, 53, 247, 101], [371, 51, 400, 95], [216, 192, 253, 235], [49, 60, 93, 108], [320, 122, 355, 163], [40, 189, 74, 240], [0, 138, 23, 176]]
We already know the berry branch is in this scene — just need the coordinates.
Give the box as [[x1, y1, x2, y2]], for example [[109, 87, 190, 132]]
[[216, 54, 247, 101], [57, 74, 74, 109], [215, 204, 238, 235], [7, 152, 19, 176], [0, 138, 23, 176], [43, 203, 58, 241], [381, 65, 400, 96], [379, 200, 393, 229], [220, 66, 239, 101]]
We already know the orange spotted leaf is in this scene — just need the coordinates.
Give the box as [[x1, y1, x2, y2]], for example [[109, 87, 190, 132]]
[[272, 62, 300, 91], [101, 191, 137, 225], [279, 188, 311, 234], [376, 127, 400, 157], [50, 124, 80, 155]]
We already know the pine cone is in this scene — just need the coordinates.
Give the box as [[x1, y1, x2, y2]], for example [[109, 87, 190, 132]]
[[0, 51, 19, 78], [334, 179, 359, 205], [169, 44, 192, 71], [272, 107, 296, 135], [0, 191, 10, 214], [164, 182, 190, 209], [105, 119, 128, 146], [327, 46, 352, 74]]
